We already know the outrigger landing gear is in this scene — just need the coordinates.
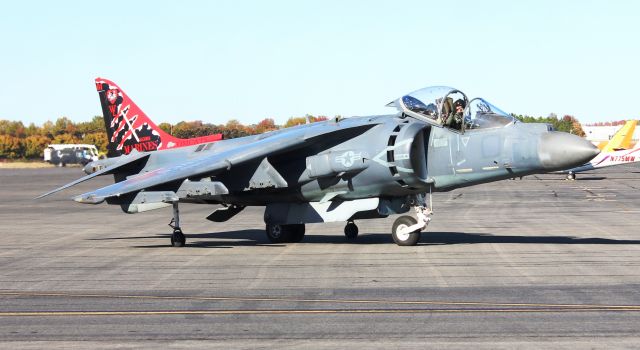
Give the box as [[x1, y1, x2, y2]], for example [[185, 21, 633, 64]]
[[391, 194, 432, 246], [168, 202, 186, 247], [344, 221, 358, 241]]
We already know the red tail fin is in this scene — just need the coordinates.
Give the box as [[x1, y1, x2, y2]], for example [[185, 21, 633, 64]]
[[95, 77, 223, 157]]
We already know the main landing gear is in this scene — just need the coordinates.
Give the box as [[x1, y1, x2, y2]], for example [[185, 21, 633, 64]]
[[391, 195, 432, 246], [566, 172, 576, 180], [265, 224, 305, 243], [169, 202, 186, 247], [344, 221, 358, 240]]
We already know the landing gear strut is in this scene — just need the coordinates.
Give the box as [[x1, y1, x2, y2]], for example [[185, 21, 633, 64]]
[[169, 202, 186, 247], [344, 221, 358, 240], [391, 194, 432, 246]]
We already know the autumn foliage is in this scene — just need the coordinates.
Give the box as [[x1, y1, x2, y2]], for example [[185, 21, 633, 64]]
[[0, 115, 329, 160], [3, 112, 619, 161], [511, 114, 587, 137]]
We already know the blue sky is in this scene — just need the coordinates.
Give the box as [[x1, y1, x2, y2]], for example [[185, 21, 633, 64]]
[[0, 0, 638, 126]]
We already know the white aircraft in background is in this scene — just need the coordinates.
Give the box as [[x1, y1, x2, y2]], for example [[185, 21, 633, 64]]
[[564, 146, 640, 180], [564, 120, 638, 180]]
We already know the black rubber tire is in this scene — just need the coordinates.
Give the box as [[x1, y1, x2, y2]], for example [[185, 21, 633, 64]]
[[266, 224, 288, 243], [266, 224, 306, 243], [391, 216, 421, 246], [344, 222, 359, 240], [288, 224, 306, 243], [567, 173, 576, 180], [170, 229, 186, 247]]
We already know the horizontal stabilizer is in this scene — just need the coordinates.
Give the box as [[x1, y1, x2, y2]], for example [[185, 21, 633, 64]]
[[36, 152, 150, 200]]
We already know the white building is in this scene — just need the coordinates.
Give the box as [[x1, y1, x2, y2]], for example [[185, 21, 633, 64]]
[[582, 124, 640, 144]]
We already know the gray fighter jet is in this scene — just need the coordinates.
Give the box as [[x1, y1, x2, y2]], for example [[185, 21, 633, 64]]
[[39, 79, 599, 246]]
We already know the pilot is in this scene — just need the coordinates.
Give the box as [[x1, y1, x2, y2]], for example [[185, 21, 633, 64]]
[[445, 99, 465, 129]]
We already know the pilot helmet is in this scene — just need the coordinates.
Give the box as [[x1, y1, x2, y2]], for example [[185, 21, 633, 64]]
[[454, 99, 466, 108]]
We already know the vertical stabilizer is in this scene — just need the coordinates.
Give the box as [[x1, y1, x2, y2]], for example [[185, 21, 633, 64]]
[[601, 120, 637, 152], [95, 77, 223, 157]]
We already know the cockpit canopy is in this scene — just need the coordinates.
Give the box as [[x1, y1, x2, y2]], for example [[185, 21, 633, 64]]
[[387, 86, 515, 131]]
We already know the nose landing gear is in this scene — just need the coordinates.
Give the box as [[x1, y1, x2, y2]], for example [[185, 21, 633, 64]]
[[391, 194, 432, 246], [392, 216, 421, 246]]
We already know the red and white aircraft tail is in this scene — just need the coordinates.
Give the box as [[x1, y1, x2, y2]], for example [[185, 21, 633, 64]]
[[95, 77, 222, 157]]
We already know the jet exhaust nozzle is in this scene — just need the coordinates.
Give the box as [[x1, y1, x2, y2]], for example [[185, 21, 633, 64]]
[[538, 132, 600, 171]]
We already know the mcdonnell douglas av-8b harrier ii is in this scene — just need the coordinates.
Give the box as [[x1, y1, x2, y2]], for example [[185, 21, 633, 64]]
[[39, 79, 599, 246]]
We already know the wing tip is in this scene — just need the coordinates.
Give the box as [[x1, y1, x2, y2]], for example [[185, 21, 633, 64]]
[[74, 193, 105, 204], [34, 190, 57, 200]]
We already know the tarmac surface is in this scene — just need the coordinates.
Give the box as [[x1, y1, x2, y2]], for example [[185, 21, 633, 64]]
[[1, 165, 640, 348]]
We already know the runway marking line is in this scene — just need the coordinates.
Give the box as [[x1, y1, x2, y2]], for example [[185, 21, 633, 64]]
[[1, 291, 640, 310], [2, 308, 640, 317]]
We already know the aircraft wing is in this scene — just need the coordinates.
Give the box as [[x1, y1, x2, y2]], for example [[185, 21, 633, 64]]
[[74, 122, 378, 204], [36, 152, 150, 199]]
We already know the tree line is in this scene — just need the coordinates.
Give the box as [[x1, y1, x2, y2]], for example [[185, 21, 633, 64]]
[[0, 115, 328, 160], [1, 113, 591, 160], [511, 113, 586, 137]]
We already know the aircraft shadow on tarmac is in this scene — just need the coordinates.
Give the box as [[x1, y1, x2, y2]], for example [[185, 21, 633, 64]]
[[89, 230, 640, 248]]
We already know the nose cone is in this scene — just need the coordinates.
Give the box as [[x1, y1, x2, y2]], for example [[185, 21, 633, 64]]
[[538, 132, 600, 170]]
